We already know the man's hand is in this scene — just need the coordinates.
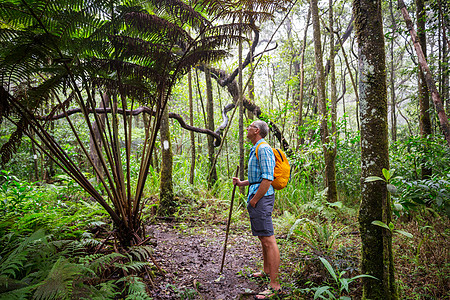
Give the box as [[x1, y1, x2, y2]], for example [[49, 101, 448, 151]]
[[232, 177, 249, 187], [249, 197, 258, 208]]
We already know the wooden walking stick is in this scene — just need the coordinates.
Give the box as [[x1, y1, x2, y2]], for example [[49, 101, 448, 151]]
[[220, 166, 239, 274]]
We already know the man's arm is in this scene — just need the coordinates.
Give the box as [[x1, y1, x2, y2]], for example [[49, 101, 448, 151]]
[[249, 178, 272, 208], [232, 177, 249, 187]]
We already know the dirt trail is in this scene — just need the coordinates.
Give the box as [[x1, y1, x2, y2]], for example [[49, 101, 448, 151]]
[[149, 221, 267, 299]]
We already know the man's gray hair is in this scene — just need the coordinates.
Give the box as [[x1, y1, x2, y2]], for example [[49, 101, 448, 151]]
[[253, 120, 269, 138]]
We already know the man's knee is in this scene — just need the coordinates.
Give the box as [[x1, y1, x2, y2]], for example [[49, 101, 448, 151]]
[[259, 235, 276, 248]]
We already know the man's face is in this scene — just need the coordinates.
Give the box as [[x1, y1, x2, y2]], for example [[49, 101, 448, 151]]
[[246, 123, 258, 140]]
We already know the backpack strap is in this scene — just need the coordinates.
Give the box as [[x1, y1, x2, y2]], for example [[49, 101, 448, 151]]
[[249, 141, 268, 186], [254, 141, 268, 161]]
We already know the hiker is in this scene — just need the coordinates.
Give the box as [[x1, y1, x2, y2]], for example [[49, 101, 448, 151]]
[[232, 120, 282, 299]]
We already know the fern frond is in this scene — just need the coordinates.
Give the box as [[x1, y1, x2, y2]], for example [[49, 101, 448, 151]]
[[33, 257, 86, 300], [123, 11, 189, 45], [88, 280, 120, 300], [83, 252, 126, 275], [127, 246, 153, 262], [0, 283, 35, 300], [0, 122, 25, 166], [0, 229, 46, 279], [115, 261, 151, 274], [117, 275, 150, 300], [146, 0, 210, 30]]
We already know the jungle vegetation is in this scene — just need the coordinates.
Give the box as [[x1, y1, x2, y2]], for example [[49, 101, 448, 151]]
[[0, 0, 449, 299]]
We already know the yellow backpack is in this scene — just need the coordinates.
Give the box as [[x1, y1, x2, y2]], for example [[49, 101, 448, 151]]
[[255, 142, 291, 190]]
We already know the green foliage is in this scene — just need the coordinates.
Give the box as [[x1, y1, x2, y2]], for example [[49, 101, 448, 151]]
[[0, 171, 107, 238], [397, 174, 450, 217], [390, 136, 450, 180], [288, 219, 348, 255], [300, 257, 378, 299], [166, 283, 198, 300], [335, 133, 361, 203], [371, 220, 413, 238]]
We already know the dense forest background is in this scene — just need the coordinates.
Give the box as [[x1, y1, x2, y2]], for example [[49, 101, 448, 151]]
[[0, 0, 449, 299]]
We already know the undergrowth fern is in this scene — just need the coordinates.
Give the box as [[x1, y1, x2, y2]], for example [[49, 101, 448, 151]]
[[118, 276, 151, 300], [33, 257, 91, 300]]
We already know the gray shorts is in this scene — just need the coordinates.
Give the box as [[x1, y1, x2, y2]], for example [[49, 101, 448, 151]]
[[247, 194, 275, 237]]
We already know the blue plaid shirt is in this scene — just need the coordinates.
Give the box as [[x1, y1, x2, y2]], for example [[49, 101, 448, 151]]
[[247, 139, 275, 202]]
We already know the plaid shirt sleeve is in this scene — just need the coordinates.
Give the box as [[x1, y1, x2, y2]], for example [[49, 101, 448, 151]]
[[248, 139, 275, 199]]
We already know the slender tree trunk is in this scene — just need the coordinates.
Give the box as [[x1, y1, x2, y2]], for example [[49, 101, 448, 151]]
[[296, 8, 310, 150], [439, 1, 449, 116], [389, 1, 398, 142], [188, 70, 196, 185], [90, 93, 107, 183], [238, 15, 245, 194], [205, 67, 217, 187], [328, 0, 338, 203], [354, 0, 397, 298], [43, 99, 55, 182], [157, 104, 175, 216], [311, 0, 337, 203], [398, 0, 450, 147], [416, 0, 432, 179]]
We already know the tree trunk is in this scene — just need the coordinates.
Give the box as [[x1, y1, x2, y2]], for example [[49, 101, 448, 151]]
[[398, 0, 450, 147], [188, 70, 196, 185], [295, 8, 310, 150], [442, 5, 450, 116], [205, 66, 217, 187], [157, 105, 175, 216], [354, 0, 397, 298], [238, 16, 245, 194], [389, 1, 398, 142], [89, 93, 107, 183], [328, 0, 338, 203], [311, 0, 337, 203], [416, 0, 432, 179]]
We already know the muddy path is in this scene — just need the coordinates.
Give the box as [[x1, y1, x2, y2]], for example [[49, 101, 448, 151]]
[[148, 221, 272, 299]]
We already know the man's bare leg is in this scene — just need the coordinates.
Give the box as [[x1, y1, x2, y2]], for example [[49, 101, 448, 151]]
[[258, 235, 280, 290]]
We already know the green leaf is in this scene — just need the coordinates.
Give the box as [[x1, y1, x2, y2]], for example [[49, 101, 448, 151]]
[[371, 220, 391, 231], [394, 230, 413, 238], [339, 277, 349, 293], [365, 176, 384, 182], [314, 286, 331, 299], [319, 257, 337, 282], [388, 222, 395, 231], [348, 274, 379, 281], [327, 201, 343, 208]]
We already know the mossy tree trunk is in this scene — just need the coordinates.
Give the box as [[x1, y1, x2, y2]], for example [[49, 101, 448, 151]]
[[416, 0, 432, 179], [354, 0, 397, 298], [205, 66, 217, 187], [238, 16, 245, 194], [157, 105, 175, 216], [311, 0, 338, 203], [188, 70, 196, 185], [388, 1, 398, 142]]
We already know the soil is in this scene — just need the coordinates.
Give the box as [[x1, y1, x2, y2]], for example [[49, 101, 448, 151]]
[[148, 221, 274, 300]]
